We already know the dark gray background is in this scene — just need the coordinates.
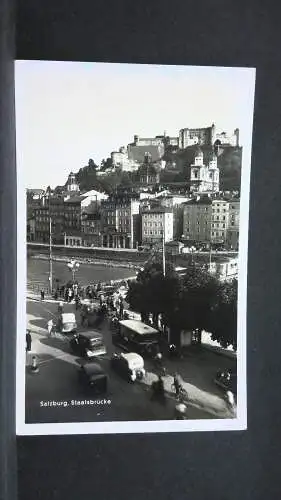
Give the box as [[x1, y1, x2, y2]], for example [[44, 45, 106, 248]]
[[2, 0, 281, 499]]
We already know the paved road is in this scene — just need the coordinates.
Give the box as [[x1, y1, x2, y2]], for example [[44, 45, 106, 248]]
[[25, 299, 235, 424]]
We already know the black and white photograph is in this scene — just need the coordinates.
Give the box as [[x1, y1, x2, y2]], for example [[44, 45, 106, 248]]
[[15, 61, 255, 435]]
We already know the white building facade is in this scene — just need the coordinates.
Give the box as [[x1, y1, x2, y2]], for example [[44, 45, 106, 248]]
[[190, 148, 220, 194], [141, 208, 173, 245]]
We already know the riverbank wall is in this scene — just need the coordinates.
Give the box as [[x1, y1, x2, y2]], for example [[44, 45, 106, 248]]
[[29, 253, 140, 271], [27, 243, 148, 267]]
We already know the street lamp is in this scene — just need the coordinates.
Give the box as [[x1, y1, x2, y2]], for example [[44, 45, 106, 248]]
[[67, 259, 80, 283]]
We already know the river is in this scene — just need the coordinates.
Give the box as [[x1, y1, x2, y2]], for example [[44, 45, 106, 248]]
[[27, 257, 136, 290]]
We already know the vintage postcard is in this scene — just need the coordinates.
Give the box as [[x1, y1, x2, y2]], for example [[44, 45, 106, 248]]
[[15, 62, 256, 435]]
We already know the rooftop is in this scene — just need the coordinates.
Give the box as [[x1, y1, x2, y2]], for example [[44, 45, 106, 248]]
[[183, 196, 212, 206], [64, 196, 82, 204], [26, 188, 44, 195], [119, 320, 158, 335], [141, 206, 173, 214]]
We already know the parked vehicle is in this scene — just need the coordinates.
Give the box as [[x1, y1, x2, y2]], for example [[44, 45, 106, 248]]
[[80, 303, 100, 327], [77, 363, 108, 393], [70, 331, 107, 359], [214, 368, 237, 395], [112, 319, 160, 357], [57, 312, 77, 334], [96, 285, 116, 299], [110, 352, 145, 382]]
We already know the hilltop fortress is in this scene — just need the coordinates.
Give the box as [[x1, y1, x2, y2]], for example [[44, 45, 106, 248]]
[[110, 124, 240, 172]]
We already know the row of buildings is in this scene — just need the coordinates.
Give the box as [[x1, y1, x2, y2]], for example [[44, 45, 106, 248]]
[[27, 187, 239, 251], [27, 125, 240, 252]]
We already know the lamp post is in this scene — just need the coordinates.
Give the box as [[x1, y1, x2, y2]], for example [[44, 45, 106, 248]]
[[47, 189, 53, 295], [162, 223, 166, 277], [67, 259, 80, 283]]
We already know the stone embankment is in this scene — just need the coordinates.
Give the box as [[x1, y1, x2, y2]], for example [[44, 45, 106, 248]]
[[30, 253, 140, 270]]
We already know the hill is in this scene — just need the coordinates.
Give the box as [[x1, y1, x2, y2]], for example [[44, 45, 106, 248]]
[[162, 144, 243, 190], [68, 145, 242, 194]]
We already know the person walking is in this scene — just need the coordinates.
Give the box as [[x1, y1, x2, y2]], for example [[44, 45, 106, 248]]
[[119, 297, 124, 320], [47, 319, 54, 336], [172, 373, 181, 398], [40, 289, 45, 301], [26, 330, 32, 352]]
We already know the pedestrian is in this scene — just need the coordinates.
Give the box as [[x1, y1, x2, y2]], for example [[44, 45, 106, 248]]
[[119, 297, 124, 320], [172, 373, 181, 398], [58, 301, 63, 314], [26, 330, 32, 352], [47, 319, 54, 336], [226, 390, 235, 409], [40, 289, 45, 301], [174, 402, 187, 420]]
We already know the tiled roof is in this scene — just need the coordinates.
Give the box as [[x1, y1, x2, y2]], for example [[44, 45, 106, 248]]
[[26, 188, 44, 194], [64, 196, 82, 203], [184, 196, 212, 205], [142, 207, 173, 214]]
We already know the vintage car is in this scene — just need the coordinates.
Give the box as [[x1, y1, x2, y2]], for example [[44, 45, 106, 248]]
[[112, 319, 160, 357], [57, 312, 77, 334], [110, 352, 145, 382], [77, 363, 108, 394], [70, 331, 107, 359], [214, 368, 237, 395], [80, 302, 101, 327]]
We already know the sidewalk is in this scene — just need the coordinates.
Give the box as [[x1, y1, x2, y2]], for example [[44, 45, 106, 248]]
[[27, 291, 72, 305], [141, 369, 235, 419], [27, 291, 56, 302]]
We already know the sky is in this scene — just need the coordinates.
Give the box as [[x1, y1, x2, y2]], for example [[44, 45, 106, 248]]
[[15, 61, 256, 189]]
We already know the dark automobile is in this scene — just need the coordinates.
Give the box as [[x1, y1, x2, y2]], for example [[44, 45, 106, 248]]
[[80, 303, 99, 327], [78, 363, 108, 393], [70, 331, 107, 359], [110, 352, 145, 382], [214, 369, 237, 394]]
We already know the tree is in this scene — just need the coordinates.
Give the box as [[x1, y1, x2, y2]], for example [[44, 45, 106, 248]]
[[170, 266, 220, 345], [126, 261, 180, 326], [209, 278, 237, 350], [76, 158, 100, 192], [100, 157, 113, 171]]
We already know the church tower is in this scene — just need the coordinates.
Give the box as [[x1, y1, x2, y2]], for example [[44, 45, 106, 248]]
[[66, 172, 79, 192], [190, 147, 208, 192], [207, 152, 220, 192]]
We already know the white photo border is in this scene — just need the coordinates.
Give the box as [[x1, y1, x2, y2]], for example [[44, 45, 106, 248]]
[[15, 62, 256, 435]]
